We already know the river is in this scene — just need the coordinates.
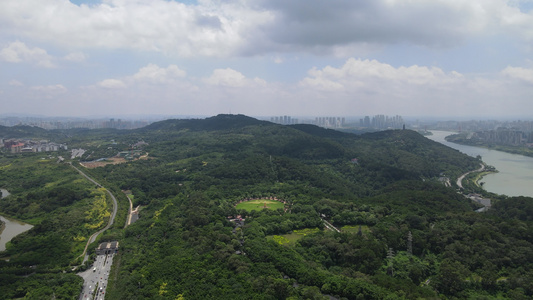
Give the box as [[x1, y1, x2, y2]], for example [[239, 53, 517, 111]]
[[1, 189, 10, 198], [427, 131, 533, 198], [0, 215, 33, 252], [0, 189, 33, 252]]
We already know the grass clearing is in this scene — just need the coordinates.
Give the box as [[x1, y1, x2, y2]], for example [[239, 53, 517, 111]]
[[236, 199, 285, 212], [267, 233, 302, 246], [267, 228, 321, 246]]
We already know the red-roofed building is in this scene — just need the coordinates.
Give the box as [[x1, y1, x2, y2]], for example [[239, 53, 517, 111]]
[[9, 142, 25, 153]]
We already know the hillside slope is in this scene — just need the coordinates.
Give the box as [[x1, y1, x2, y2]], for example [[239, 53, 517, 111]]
[[3, 115, 532, 299]]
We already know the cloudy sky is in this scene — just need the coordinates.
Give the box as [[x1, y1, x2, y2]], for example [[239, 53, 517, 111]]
[[2, 0, 533, 119]]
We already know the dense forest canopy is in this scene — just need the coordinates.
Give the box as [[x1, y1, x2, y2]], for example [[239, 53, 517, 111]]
[[1, 114, 532, 299]]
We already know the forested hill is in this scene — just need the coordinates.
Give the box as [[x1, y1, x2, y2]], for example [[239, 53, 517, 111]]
[[128, 114, 479, 182], [0, 124, 53, 139], [141, 114, 270, 132], [6, 114, 533, 299]]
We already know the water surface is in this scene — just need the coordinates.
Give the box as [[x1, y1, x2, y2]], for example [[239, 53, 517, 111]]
[[0, 215, 33, 251], [427, 131, 533, 197], [0, 189, 10, 198]]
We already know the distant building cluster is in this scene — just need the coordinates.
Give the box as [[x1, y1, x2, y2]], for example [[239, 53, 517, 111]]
[[472, 129, 533, 146], [270, 116, 298, 125], [118, 150, 143, 160], [431, 119, 533, 132], [104, 118, 149, 129], [0, 117, 151, 130], [1, 139, 67, 153], [314, 117, 346, 128], [360, 115, 404, 129], [269, 114, 407, 129]]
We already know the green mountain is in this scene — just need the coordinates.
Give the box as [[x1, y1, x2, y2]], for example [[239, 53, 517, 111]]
[[1, 114, 533, 299], [0, 124, 54, 139]]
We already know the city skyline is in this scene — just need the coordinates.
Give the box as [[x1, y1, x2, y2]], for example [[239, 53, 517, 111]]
[[5, 114, 533, 133], [2, 1, 533, 118]]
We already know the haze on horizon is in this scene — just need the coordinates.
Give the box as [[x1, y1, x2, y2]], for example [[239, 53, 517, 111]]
[[2, 0, 533, 119]]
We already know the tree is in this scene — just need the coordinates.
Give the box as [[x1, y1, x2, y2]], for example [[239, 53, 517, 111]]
[[433, 259, 469, 296]]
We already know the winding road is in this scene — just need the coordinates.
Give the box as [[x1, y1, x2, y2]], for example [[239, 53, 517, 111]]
[[456, 163, 485, 189], [69, 163, 118, 264]]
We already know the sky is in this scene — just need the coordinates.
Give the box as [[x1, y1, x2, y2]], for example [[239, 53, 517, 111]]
[[2, 0, 533, 119]]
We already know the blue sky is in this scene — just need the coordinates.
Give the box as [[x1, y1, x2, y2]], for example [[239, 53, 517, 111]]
[[2, 0, 533, 119]]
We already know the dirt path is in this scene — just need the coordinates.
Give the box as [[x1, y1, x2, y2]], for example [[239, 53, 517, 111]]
[[124, 192, 132, 228]]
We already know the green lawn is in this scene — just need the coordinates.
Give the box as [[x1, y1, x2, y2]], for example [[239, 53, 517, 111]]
[[236, 199, 285, 212], [267, 228, 321, 246]]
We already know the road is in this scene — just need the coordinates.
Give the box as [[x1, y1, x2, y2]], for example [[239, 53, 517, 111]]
[[321, 217, 341, 233], [124, 192, 133, 228], [123, 192, 141, 228], [78, 253, 114, 300], [69, 163, 120, 299], [456, 163, 485, 189], [69, 163, 118, 264]]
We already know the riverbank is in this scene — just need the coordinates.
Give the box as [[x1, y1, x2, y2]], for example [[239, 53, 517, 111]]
[[455, 163, 483, 189], [1, 188, 10, 199], [445, 133, 533, 158], [428, 131, 533, 198], [0, 215, 34, 252], [0, 219, 5, 237], [472, 170, 497, 188]]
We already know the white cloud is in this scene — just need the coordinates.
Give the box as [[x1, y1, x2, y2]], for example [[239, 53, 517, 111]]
[[273, 56, 283, 64], [289, 57, 532, 117], [3, 0, 532, 57], [502, 66, 533, 83], [205, 68, 246, 87], [0, 0, 271, 57], [300, 58, 463, 92], [299, 69, 344, 92], [31, 84, 67, 93], [245, 0, 533, 55], [8, 80, 23, 86], [65, 59, 532, 117], [98, 79, 126, 89], [64, 52, 86, 62], [29, 84, 67, 99], [204, 68, 267, 88], [94, 64, 188, 89], [0, 41, 55, 67], [76, 63, 274, 116], [132, 64, 186, 84]]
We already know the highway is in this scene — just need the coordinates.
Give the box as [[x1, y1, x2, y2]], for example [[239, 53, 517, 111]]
[[68, 162, 119, 299], [78, 253, 115, 300]]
